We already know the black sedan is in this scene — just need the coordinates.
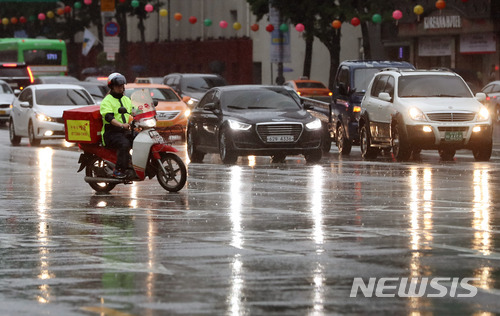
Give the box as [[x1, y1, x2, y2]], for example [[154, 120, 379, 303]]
[[187, 85, 324, 164]]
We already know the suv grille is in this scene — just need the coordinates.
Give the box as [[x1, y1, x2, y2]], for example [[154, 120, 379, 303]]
[[426, 112, 475, 122], [256, 123, 303, 142]]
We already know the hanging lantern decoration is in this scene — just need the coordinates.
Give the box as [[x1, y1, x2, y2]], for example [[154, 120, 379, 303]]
[[38, 13, 46, 21], [74, 2, 82, 9], [413, 5, 424, 21], [64, 6, 71, 14], [119, 0, 126, 3], [204, 18, 212, 26], [47, 11, 55, 19], [331, 20, 341, 29], [233, 22, 241, 30], [2, 18, 9, 26], [189, 16, 197, 24], [145, 4, 153, 13], [250, 23, 259, 32], [351, 17, 360, 27], [174, 13, 182, 21], [436, 0, 446, 10], [19, 16, 26, 23], [372, 14, 382, 24], [295, 23, 304, 32], [392, 10, 403, 25], [160, 9, 167, 17], [131, 0, 139, 8], [57, 8, 64, 15], [461, 0, 468, 2], [279, 23, 288, 32], [11, 17, 18, 24], [265, 24, 274, 32], [219, 20, 228, 28], [84, 0, 92, 5]]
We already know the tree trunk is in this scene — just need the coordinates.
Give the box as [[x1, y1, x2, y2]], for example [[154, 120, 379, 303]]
[[361, 22, 371, 59], [303, 32, 313, 79], [116, 10, 128, 74]]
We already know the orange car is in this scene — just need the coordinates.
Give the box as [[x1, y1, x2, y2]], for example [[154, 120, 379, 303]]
[[125, 83, 190, 140], [284, 79, 332, 101]]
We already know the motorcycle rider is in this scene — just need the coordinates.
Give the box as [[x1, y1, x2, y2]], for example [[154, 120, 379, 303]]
[[100, 73, 133, 178]]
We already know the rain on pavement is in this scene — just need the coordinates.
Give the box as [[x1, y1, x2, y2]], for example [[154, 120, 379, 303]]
[[1, 126, 500, 315]]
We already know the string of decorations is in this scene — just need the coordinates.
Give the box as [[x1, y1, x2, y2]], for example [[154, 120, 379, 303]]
[[1, 0, 458, 32]]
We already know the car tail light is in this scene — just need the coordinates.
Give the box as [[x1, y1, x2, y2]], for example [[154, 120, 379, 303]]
[[27, 66, 34, 83], [2, 63, 17, 67]]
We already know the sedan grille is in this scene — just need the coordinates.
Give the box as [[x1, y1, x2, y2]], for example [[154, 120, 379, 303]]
[[256, 123, 303, 143], [426, 112, 475, 122], [0, 104, 10, 109]]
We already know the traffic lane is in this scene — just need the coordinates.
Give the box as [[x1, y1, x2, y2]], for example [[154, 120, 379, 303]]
[[1, 128, 500, 314]]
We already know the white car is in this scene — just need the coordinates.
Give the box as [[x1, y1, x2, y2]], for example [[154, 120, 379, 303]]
[[359, 69, 492, 161], [9, 84, 95, 146], [0, 79, 15, 126]]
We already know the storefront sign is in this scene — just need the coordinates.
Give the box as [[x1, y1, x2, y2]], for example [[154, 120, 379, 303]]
[[460, 33, 496, 54], [419, 37, 452, 56], [424, 15, 461, 29]]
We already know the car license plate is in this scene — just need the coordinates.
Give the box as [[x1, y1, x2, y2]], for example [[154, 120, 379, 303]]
[[149, 130, 165, 144], [444, 131, 463, 141], [0, 110, 5, 115], [267, 135, 294, 142]]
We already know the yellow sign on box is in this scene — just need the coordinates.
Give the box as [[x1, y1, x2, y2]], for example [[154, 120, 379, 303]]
[[101, 0, 115, 12], [66, 120, 91, 142]]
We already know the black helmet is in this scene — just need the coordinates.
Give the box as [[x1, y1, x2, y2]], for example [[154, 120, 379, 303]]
[[107, 72, 126, 88]]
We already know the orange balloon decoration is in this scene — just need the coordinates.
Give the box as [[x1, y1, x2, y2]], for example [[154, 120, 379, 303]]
[[436, 0, 446, 10], [174, 13, 182, 21], [11, 17, 18, 24], [250, 23, 259, 32], [331, 20, 341, 29]]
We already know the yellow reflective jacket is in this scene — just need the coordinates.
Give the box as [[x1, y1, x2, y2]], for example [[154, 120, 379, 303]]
[[100, 94, 133, 145]]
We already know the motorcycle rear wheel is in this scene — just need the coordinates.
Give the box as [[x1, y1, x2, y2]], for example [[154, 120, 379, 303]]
[[85, 156, 117, 193], [156, 153, 187, 192]]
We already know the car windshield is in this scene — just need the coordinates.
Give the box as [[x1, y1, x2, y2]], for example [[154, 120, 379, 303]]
[[353, 68, 383, 93], [0, 83, 13, 94], [0, 67, 28, 77], [222, 89, 301, 111], [125, 88, 180, 102], [35, 89, 94, 105], [398, 75, 473, 98], [79, 85, 106, 99], [296, 82, 326, 89], [182, 76, 226, 92]]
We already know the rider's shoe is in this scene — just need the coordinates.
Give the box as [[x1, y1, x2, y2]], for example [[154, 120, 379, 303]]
[[113, 169, 127, 179]]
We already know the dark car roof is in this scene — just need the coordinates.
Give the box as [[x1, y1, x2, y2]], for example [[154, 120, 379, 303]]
[[214, 85, 287, 92], [167, 73, 224, 78], [339, 60, 415, 69]]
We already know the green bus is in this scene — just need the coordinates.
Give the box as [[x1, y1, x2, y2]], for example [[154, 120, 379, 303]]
[[0, 38, 68, 76]]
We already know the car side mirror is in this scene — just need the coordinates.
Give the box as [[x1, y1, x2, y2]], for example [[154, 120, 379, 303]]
[[204, 103, 215, 111], [153, 100, 159, 107], [475, 92, 486, 102], [20, 101, 31, 108], [338, 83, 347, 95], [14, 89, 21, 96], [378, 92, 392, 102], [182, 96, 191, 103]]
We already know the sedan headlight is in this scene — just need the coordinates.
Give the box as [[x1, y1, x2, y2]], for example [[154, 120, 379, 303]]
[[36, 113, 56, 122], [228, 119, 251, 130], [305, 118, 322, 130], [477, 106, 490, 121], [408, 107, 426, 121]]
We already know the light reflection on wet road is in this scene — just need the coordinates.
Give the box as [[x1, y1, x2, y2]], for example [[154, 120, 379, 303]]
[[1, 128, 500, 315]]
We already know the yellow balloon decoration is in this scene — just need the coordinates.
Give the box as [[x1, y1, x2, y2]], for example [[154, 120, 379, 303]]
[[160, 8, 167, 17], [2, 18, 9, 25], [414, 5, 424, 16], [233, 22, 241, 30], [47, 11, 55, 19]]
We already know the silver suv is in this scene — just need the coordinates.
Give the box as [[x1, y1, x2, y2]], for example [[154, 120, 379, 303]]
[[359, 69, 492, 161]]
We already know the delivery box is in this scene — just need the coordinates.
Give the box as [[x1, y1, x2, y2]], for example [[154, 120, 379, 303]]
[[63, 105, 102, 143]]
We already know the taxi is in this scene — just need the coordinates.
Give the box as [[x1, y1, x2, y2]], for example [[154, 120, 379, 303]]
[[284, 77, 332, 101]]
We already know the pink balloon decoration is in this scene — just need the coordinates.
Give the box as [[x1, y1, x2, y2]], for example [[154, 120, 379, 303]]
[[219, 20, 228, 29], [145, 4, 153, 12], [295, 23, 305, 32], [392, 10, 403, 20], [38, 13, 46, 21], [84, 0, 92, 5]]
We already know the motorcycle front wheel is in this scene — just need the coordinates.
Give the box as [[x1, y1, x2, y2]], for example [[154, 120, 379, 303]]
[[85, 156, 117, 193], [156, 153, 187, 192]]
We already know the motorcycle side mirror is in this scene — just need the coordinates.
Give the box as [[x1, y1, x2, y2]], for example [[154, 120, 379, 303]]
[[118, 106, 127, 114], [153, 100, 158, 107]]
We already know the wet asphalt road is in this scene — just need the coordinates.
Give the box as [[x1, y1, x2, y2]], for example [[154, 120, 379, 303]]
[[2, 126, 500, 315]]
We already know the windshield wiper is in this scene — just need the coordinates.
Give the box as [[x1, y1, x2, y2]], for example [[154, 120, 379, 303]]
[[227, 105, 245, 109]]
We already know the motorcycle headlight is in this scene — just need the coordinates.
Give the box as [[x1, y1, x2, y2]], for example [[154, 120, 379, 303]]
[[140, 118, 157, 128], [305, 118, 322, 130], [228, 119, 251, 130], [408, 107, 426, 121], [477, 106, 490, 121]]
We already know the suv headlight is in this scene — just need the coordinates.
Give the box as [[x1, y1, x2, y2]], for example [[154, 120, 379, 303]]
[[305, 118, 322, 130], [477, 106, 490, 121], [228, 119, 251, 130], [408, 107, 426, 121]]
